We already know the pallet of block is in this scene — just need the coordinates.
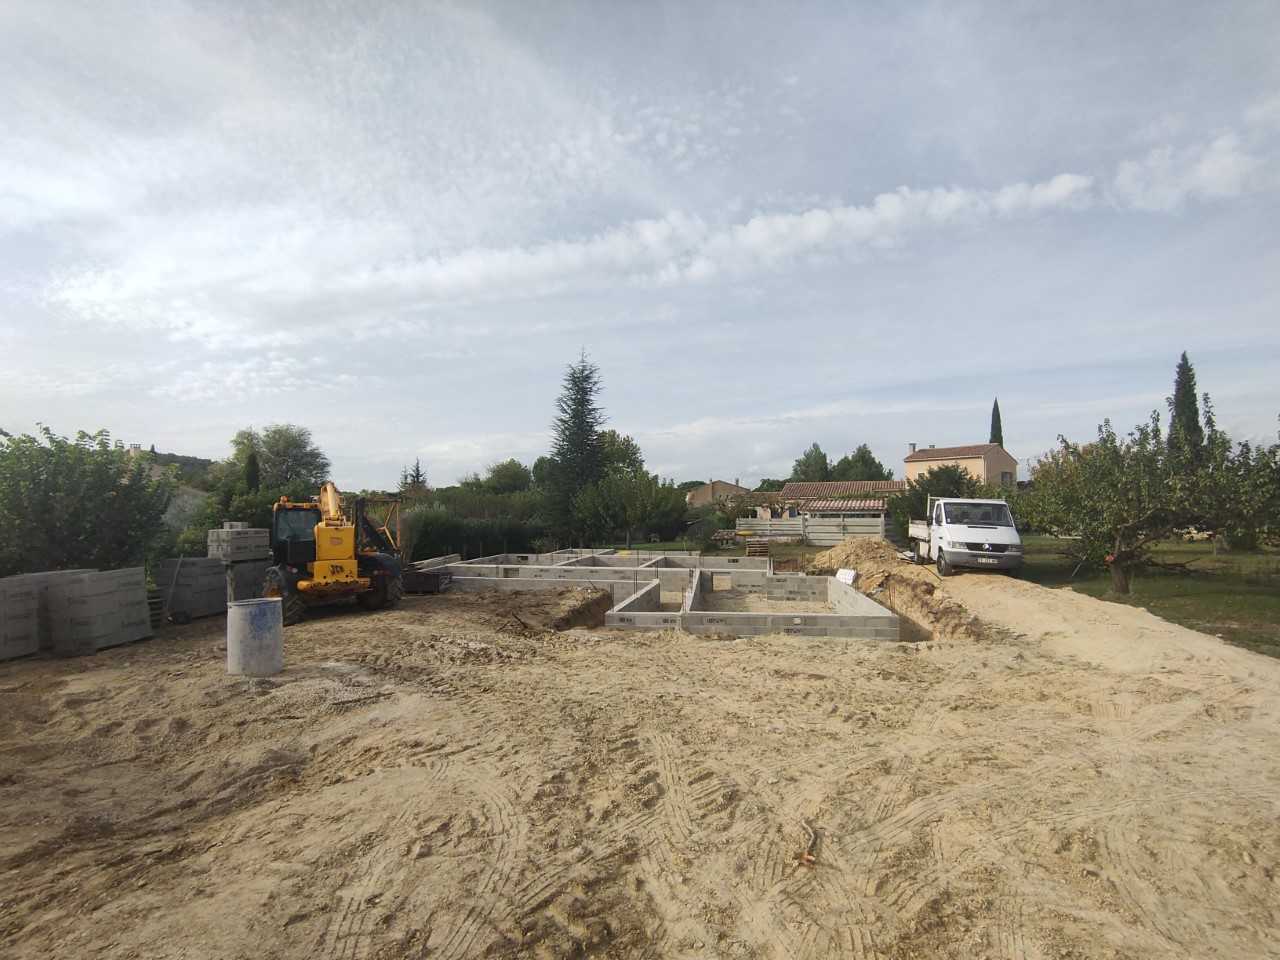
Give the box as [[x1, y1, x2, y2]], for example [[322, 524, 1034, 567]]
[[206, 523, 269, 562]]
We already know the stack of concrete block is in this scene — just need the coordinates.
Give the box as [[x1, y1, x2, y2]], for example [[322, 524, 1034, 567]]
[[0, 576, 39, 661], [207, 523, 269, 562], [47, 568, 152, 656], [226, 559, 270, 602], [156, 558, 226, 620], [6, 569, 97, 654]]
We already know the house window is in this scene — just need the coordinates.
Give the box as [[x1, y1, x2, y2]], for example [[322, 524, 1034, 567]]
[[1000, 471, 1013, 485]]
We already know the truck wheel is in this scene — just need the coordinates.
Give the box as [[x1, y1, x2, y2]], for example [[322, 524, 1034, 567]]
[[936, 551, 953, 577], [263, 567, 306, 626]]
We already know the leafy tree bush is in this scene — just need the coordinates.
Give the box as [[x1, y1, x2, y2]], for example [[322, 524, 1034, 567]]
[[887, 464, 980, 539], [831, 444, 893, 481], [1020, 416, 1177, 594], [573, 471, 688, 546], [403, 504, 546, 560], [232, 424, 330, 488], [0, 428, 175, 576], [599, 430, 645, 476], [791, 442, 831, 482], [484, 458, 533, 494], [754, 478, 786, 492]]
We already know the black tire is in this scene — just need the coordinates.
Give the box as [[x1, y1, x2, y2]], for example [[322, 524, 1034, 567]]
[[263, 567, 306, 626], [357, 574, 388, 611], [936, 551, 953, 577], [385, 575, 403, 609]]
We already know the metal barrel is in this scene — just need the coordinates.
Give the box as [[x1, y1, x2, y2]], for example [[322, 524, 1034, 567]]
[[226, 597, 284, 676]]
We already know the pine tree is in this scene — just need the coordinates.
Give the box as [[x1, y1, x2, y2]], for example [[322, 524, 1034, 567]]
[[401, 457, 427, 493], [1167, 352, 1204, 465], [989, 398, 1003, 446], [548, 352, 606, 538], [243, 448, 261, 492]]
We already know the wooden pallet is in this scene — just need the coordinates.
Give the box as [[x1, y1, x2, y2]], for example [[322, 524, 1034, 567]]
[[745, 538, 770, 557]]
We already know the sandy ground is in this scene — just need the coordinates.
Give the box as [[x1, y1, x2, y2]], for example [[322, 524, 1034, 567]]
[[2, 561, 1278, 959]]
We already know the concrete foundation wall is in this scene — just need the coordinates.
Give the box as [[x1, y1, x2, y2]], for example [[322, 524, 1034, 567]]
[[681, 571, 899, 640], [605, 580, 684, 631], [449, 575, 636, 605]]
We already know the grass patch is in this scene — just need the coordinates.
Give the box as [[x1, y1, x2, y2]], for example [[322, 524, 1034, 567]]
[[1020, 535, 1280, 658]]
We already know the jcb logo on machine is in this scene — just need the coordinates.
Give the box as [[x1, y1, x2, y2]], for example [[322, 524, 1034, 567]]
[[329, 564, 344, 574], [329, 537, 343, 546]]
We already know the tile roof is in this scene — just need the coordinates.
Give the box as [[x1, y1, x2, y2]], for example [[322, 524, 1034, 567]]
[[800, 499, 887, 512], [904, 443, 1006, 462], [779, 480, 906, 499]]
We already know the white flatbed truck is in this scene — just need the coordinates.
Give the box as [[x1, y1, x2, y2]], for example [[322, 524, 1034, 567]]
[[908, 496, 1024, 577]]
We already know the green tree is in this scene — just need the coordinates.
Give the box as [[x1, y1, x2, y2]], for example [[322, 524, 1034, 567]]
[[0, 428, 175, 576], [1191, 401, 1279, 551], [547, 353, 606, 539], [1021, 415, 1178, 594], [989, 398, 1004, 446], [1167, 352, 1204, 466], [599, 430, 645, 477], [888, 464, 980, 540], [830, 444, 893, 481], [232, 424, 330, 488], [573, 470, 687, 546], [531, 456, 555, 489], [243, 448, 261, 493], [754, 478, 786, 492], [485, 458, 532, 494], [677, 479, 706, 493], [791, 443, 831, 482]]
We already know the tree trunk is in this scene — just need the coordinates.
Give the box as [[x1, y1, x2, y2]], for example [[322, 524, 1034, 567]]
[[1110, 562, 1131, 595]]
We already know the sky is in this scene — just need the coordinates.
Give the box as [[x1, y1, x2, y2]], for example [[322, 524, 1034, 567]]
[[2, 1, 1278, 489]]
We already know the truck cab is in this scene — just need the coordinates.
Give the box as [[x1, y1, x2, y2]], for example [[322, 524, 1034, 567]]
[[907, 497, 1023, 576]]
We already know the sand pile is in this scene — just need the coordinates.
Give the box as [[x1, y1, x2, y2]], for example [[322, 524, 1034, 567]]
[[807, 537, 988, 643]]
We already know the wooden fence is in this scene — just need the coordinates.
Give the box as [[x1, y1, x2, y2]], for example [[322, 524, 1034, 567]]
[[735, 515, 885, 546]]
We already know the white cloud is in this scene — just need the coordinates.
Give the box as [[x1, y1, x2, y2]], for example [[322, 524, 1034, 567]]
[[1111, 133, 1262, 211], [42, 171, 1096, 346]]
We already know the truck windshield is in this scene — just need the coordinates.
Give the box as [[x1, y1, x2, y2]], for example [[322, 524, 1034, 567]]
[[943, 502, 1013, 526], [275, 508, 320, 541]]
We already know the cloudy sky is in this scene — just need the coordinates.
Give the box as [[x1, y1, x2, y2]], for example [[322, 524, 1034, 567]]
[[3, 1, 1278, 488]]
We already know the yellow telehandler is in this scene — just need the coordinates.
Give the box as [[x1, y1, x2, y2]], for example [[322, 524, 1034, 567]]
[[261, 482, 403, 626]]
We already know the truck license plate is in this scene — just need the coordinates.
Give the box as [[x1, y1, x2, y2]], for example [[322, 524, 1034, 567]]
[[976, 558, 999, 565]]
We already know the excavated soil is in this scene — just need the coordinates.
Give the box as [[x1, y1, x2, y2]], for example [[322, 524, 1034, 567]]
[[1, 570, 1278, 959]]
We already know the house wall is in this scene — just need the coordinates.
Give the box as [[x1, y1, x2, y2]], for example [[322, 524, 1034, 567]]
[[903, 449, 1019, 484], [685, 481, 749, 507], [904, 454, 987, 482]]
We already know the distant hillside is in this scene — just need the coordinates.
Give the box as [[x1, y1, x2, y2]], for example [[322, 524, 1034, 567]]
[[150, 449, 217, 489]]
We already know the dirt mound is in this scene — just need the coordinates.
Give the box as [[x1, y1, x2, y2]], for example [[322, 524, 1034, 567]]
[[807, 537, 989, 643]]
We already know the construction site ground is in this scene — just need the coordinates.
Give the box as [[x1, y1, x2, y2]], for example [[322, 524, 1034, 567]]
[[2, 548, 1278, 959]]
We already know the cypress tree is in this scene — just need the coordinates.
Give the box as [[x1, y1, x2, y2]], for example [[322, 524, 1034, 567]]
[[1167, 352, 1204, 464], [548, 352, 605, 538], [243, 448, 261, 492], [989, 398, 1004, 446]]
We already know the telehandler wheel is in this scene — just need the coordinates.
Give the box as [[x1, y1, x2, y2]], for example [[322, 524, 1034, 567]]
[[263, 567, 306, 626], [357, 575, 389, 611], [385, 575, 403, 609], [936, 551, 953, 578]]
